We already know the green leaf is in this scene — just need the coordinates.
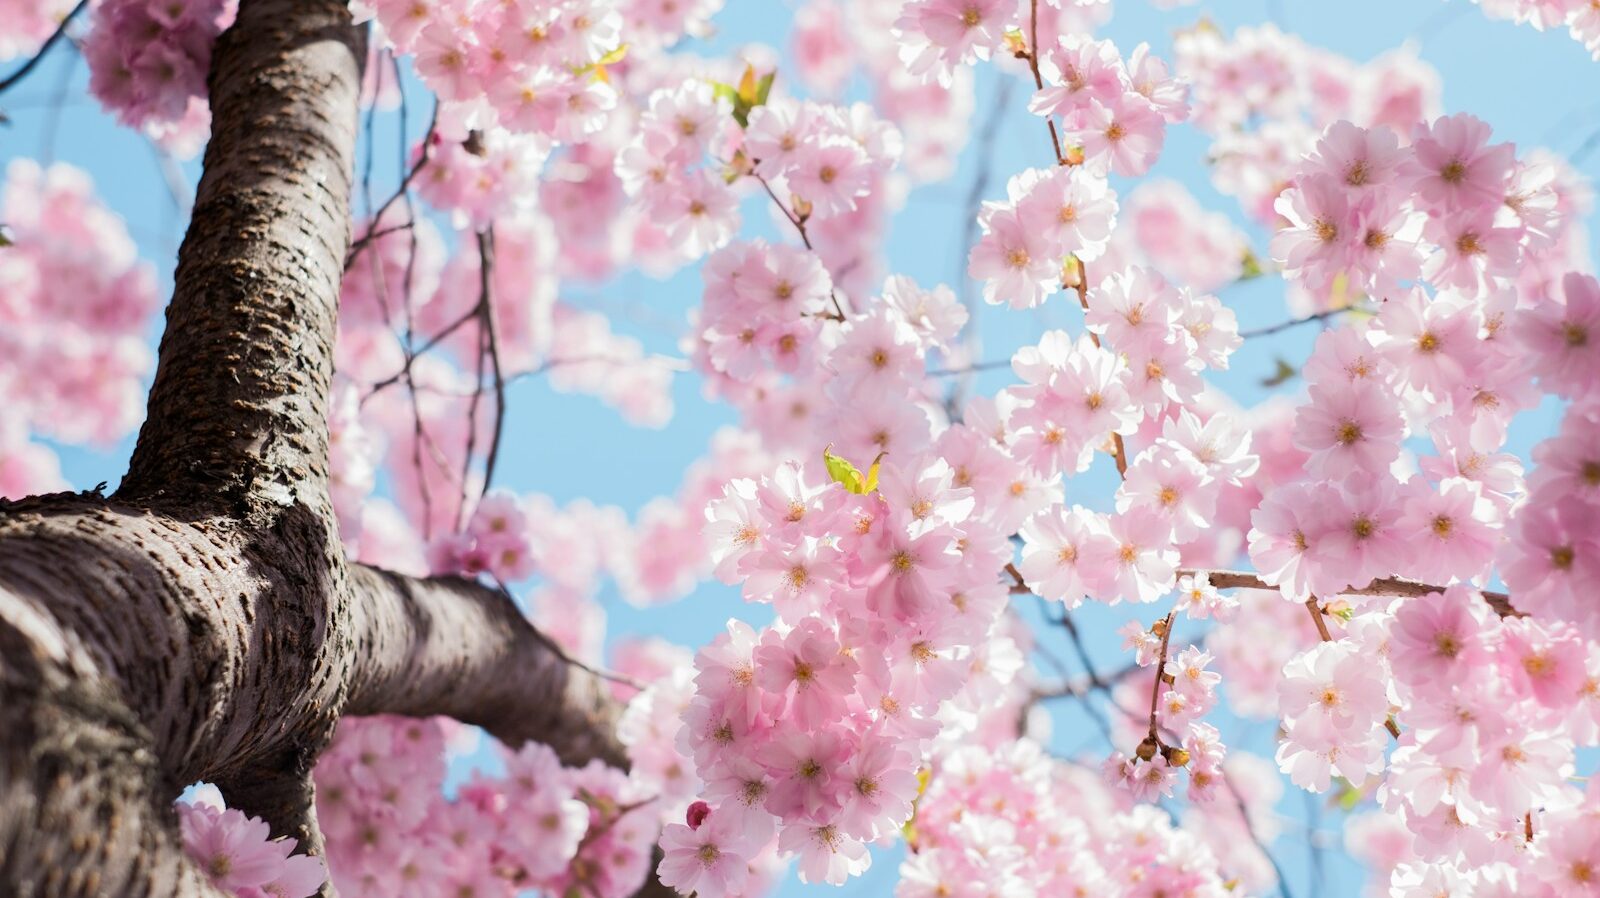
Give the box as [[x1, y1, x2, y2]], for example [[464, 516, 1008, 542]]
[[737, 65, 759, 105], [1260, 356, 1297, 388], [863, 451, 885, 493], [595, 43, 629, 66], [1238, 246, 1264, 280], [0, 226, 11, 248], [823, 444, 868, 494], [1333, 777, 1363, 811], [715, 66, 777, 129]]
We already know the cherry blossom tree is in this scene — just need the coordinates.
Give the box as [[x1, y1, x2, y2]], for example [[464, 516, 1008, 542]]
[[1, 1, 1599, 898]]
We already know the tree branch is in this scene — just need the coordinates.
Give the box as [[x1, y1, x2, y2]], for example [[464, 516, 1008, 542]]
[[343, 566, 628, 768], [0, 492, 644, 893], [1, 2, 657, 893], [1187, 569, 1516, 618], [119, 0, 366, 521]]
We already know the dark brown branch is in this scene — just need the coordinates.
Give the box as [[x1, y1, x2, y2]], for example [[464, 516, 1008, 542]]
[[1188, 569, 1516, 618], [1024, 0, 1066, 165], [343, 567, 628, 768], [1145, 611, 1176, 744], [477, 230, 508, 499], [1304, 597, 1334, 642], [119, 0, 366, 520], [750, 171, 847, 320], [343, 110, 437, 271], [0, 492, 642, 894]]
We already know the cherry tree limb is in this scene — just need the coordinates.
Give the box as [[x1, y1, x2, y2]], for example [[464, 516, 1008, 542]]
[[1187, 569, 1516, 618], [0, 1, 660, 894]]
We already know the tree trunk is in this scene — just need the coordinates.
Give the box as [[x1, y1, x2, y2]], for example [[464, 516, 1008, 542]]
[[0, 1, 657, 896]]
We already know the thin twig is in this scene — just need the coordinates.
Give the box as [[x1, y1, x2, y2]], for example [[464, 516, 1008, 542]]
[[1573, 125, 1600, 167], [1024, 0, 1066, 165], [0, 0, 88, 95], [1303, 597, 1334, 642], [1239, 307, 1350, 339], [1030, 596, 1117, 744], [478, 229, 507, 502], [1305, 594, 1401, 739], [1224, 772, 1298, 898], [360, 306, 482, 403], [345, 106, 438, 270], [38, 34, 78, 163], [458, 261, 491, 530], [1185, 568, 1516, 618], [751, 171, 847, 319], [1146, 611, 1177, 743], [948, 76, 1016, 415], [927, 359, 1014, 377]]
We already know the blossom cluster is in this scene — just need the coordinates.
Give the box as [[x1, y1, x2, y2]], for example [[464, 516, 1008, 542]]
[[787, 0, 988, 182], [1272, 115, 1570, 301], [0, 160, 156, 469], [1261, 585, 1600, 895], [618, 85, 902, 274], [312, 715, 660, 898], [177, 791, 326, 898], [1111, 179, 1253, 293], [352, 0, 634, 142], [1249, 176, 1596, 610], [662, 446, 1022, 893], [968, 165, 1117, 309], [1502, 275, 1600, 642], [900, 740, 1240, 897], [0, 0, 78, 60], [1174, 24, 1443, 227], [1475, 0, 1600, 59], [890, 0, 1113, 88], [1027, 36, 1189, 176], [82, 0, 235, 155]]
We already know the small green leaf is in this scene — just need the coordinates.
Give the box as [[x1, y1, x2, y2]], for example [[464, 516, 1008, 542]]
[[1239, 247, 1264, 280], [1001, 28, 1028, 57], [0, 226, 11, 248], [595, 43, 629, 66], [1260, 356, 1297, 388], [737, 65, 759, 105], [823, 444, 868, 494], [715, 66, 777, 129], [863, 451, 886, 493], [1333, 776, 1364, 811]]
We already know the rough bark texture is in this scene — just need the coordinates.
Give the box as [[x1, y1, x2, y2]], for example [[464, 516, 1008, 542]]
[[0, 0, 654, 895]]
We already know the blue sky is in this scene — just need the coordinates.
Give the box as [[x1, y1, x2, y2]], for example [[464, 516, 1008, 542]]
[[4, 0, 1599, 896]]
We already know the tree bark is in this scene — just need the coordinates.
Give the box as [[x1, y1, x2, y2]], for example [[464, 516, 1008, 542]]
[[0, 0, 655, 895]]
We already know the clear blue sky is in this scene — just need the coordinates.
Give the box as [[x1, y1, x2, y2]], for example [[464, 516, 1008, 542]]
[[4, 1, 1598, 896]]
